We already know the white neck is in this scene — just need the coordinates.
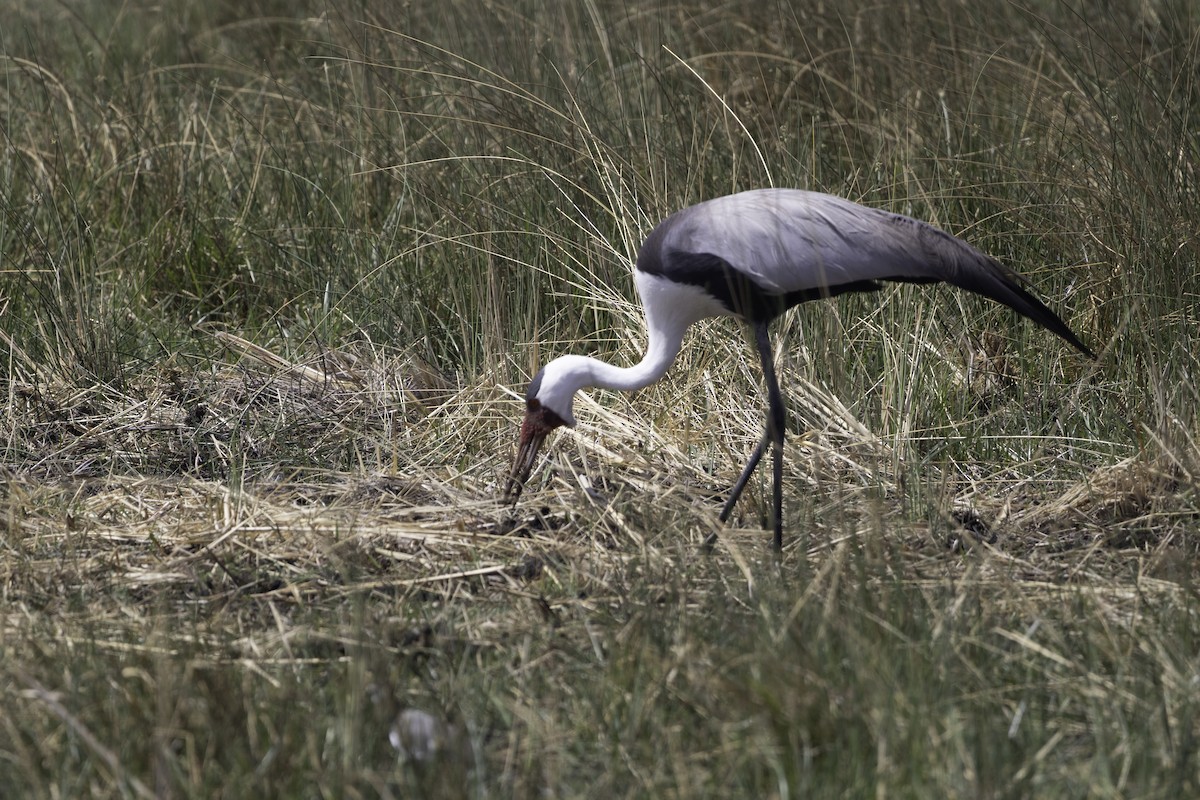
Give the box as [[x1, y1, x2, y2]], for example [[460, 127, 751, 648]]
[[534, 273, 732, 425], [535, 320, 684, 426], [591, 321, 685, 392]]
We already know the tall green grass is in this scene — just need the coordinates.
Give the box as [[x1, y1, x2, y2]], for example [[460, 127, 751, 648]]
[[3, 0, 1199, 796]]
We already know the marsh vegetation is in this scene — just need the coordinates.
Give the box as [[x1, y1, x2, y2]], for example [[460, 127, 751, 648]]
[[2, 1, 1198, 796]]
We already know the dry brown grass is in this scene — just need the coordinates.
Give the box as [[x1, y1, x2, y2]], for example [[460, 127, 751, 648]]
[[3, 328, 1189, 603], [3, 324, 1199, 795]]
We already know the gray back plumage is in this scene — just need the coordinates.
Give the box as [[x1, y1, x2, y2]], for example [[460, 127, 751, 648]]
[[636, 189, 1093, 357]]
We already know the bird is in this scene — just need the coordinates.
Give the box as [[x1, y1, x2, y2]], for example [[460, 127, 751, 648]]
[[503, 188, 1094, 550]]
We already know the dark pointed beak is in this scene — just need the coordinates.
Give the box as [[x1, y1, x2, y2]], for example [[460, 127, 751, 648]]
[[503, 423, 547, 505], [502, 403, 568, 506]]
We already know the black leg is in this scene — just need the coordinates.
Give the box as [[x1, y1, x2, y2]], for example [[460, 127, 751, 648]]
[[771, 433, 783, 551], [719, 429, 769, 523], [703, 322, 787, 553], [702, 428, 768, 553], [752, 321, 787, 551]]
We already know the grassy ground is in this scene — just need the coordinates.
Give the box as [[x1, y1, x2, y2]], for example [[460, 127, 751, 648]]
[[2, 0, 1199, 796]]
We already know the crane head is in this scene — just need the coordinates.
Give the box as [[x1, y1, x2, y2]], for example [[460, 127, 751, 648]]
[[503, 398, 568, 504]]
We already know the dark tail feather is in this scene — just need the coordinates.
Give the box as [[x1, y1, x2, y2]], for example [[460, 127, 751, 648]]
[[917, 224, 1095, 358], [953, 256, 1095, 359]]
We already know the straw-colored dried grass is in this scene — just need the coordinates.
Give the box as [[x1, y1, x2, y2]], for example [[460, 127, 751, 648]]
[[5, 327, 1190, 607]]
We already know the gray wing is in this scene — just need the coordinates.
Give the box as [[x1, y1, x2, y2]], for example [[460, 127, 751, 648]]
[[651, 189, 1093, 356], [660, 189, 980, 292]]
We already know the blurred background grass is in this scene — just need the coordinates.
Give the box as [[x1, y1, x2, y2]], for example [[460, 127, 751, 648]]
[[2, 0, 1198, 796]]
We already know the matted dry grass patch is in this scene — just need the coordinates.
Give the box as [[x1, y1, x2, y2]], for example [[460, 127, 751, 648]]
[[5, 332, 1192, 605]]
